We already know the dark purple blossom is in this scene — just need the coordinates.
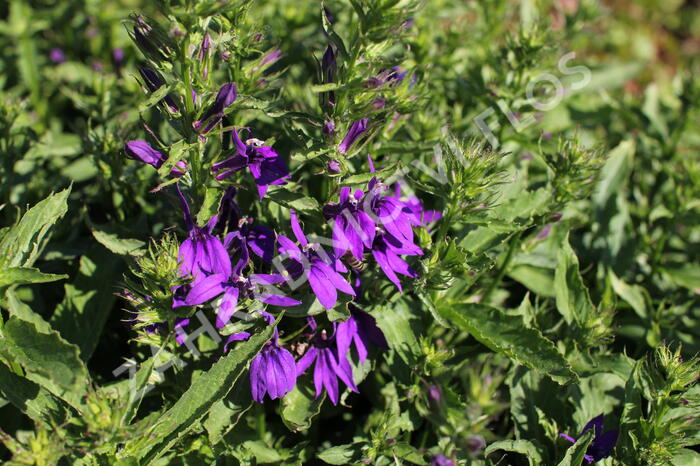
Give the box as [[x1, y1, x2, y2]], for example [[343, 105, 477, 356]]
[[113, 48, 125, 64], [277, 210, 354, 310], [193, 82, 237, 134], [327, 159, 341, 174], [256, 49, 282, 72], [296, 317, 358, 405], [49, 48, 65, 64], [124, 140, 186, 176], [336, 305, 387, 364], [430, 454, 454, 466], [366, 179, 424, 291], [249, 311, 296, 402], [138, 67, 179, 113], [211, 128, 290, 200], [176, 187, 231, 285], [198, 34, 211, 61], [338, 119, 369, 154], [216, 188, 277, 263], [183, 247, 299, 329], [323, 187, 375, 261], [323, 121, 336, 135], [560, 414, 618, 464], [224, 311, 297, 402]]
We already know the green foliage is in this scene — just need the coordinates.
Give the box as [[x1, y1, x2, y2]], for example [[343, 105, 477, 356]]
[[0, 0, 699, 464]]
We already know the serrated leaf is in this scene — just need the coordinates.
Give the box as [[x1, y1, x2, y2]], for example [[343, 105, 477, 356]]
[[485, 439, 543, 466], [438, 303, 577, 384], [204, 375, 254, 445], [121, 323, 275, 463], [555, 233, 595, 325], [0, 317, 90, 412], [0, 267, 67, 287], [51, 248, 124, 362], [557, 429, 594, 466], [0, 187, 70, 268], [3, 288, 52, 334], [281, 377, 325, 432], [0, 361, 68, 425]]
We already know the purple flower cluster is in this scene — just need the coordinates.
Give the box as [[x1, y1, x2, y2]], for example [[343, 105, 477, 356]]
[[123, 58, 439, 406], [323, 176, 440, 292], [296, 306, 386, 404]]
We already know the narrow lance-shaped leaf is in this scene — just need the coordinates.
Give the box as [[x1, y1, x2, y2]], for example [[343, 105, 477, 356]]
[[555, 232, 595, 326], [120, 321, 275, 463], [0, 267, 68, 288], [0, 187, 71, 268], [438, 303, 577, 384]]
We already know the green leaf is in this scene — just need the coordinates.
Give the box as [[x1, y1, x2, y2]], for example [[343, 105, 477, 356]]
[[371, 300, 421, 366], [0, 267, 67, 287], [0, 317, 90, 412], [317, 444, 362, 465], [51, 248, 124, 362], [485, 439, 544, 466], [555, 233, 595, 325], [3, 288, 52, 334], [196, 187, 222, 226], [438, 303, 577, 384], [662, 264, 700, 292], [0, 187, 70, 268], [557, 429, 594, 466], [281, 377, 325, 432], [204, 374, 254, 445], [266, 186, 320, 214], [609, 271, 648, 318], [92, 229, 146, 257], [243, 440, 283, 463], [593, 140, 635, 209], [0, 361, 68, 425], [120, 323, 275, 463], [341, 164, 400, 186]]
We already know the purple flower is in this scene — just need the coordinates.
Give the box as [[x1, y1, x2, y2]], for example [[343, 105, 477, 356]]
[[256, 49, 282, 71], [336, 305, 387, 364], [322, 45, 336, 83], [211, 128, 290, 200], [560, 414, 619, 464], [366, 179, 424, 291], [176, 187, 231, 285], [225, 311, 297, 402], [296, 317, 358, 405], [138, 67, 179, 113], [326, 159, 341, 174], [392, 183, 442, 227], [193, 82, 237, 134], [277, 210, 354, 310], [124, 140, 186, 176], [183, 248, 299, 328], [338, 119, 369, 154], [323, 121, 336, 135], [216, 188, 277, 263], [430, 454, 454, 466], [323, 187, 376, 261], [198, 34, 211, 61], [49, 48, 65, 64], [249, 312, 296, 402], [113, 48, 125, 64]]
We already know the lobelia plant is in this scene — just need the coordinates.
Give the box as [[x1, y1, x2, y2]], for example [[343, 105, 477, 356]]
[[1, 0, 700, 465]]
